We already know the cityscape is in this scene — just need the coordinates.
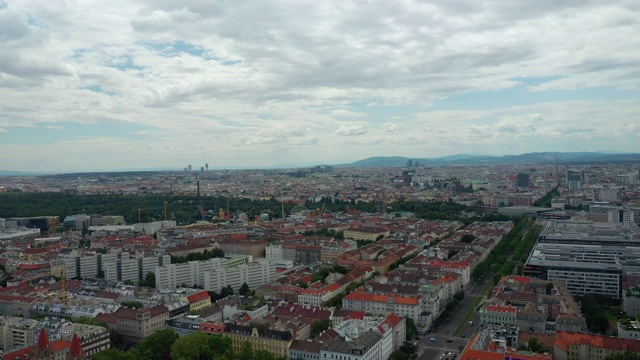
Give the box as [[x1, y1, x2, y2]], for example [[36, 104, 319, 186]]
[[1, 0, 640, 360], [1, 158, 640, 360]]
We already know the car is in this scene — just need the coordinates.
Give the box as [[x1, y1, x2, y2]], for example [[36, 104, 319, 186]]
[[415, 337, 421, 340], [446, 340, 453, 343], [430, 338, 438, 342], [461, 334, 466, 338]]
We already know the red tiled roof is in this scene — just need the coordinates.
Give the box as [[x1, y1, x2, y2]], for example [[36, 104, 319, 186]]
[[52, 339, 71, 352], [555, 331, 640, 352], [95, 313, 117, 324], [186, 291, 210, 303], [484, 305, 517, 314], [0, 294, 37, 304], [2, 346, 35, 360], [343, 292, 418, 305], [200, 322, 225, 334], [16, 263, 51, 270]]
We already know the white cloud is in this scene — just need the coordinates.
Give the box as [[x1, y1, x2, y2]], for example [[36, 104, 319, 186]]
[[334, 124, 367, 136], [0, 1, 639, 170], [381, 123, 399, 132]]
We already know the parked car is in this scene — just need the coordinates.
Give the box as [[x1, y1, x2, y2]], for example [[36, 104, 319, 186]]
[[430, 338, 438, 342]]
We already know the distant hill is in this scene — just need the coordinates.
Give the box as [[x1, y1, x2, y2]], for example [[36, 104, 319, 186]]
[[339, 152, 640, 167], [0, 170, 49, 177]]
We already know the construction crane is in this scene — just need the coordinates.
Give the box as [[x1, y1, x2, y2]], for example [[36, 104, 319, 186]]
[[60, 263, 68, 306], [132, 207, 156, 223]]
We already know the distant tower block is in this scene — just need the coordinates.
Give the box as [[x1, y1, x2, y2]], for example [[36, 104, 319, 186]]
[[188, 164, 192, 171]]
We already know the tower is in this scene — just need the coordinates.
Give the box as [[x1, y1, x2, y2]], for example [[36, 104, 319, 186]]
[[205, 163, 209, 171], [35, 328, 53, 360], [67, 334, 85, 359], [197, 176, 201, 198]]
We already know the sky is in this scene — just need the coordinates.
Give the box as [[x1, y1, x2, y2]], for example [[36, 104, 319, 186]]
[[1, 0, 640, 172]]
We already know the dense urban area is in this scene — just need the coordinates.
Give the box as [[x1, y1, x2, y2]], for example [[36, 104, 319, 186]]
[[1, 161, 640, 360]]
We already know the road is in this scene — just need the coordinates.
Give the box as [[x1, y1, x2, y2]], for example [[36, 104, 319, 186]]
[[415, 276, 491, 360]]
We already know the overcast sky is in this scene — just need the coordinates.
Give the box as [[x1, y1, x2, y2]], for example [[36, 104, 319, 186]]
[[1, 0, 639, 172]]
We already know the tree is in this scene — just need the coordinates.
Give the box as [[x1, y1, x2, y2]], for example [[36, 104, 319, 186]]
[[136, 329, 179, 360], [604, 351, 640, 360], [220, 285, 234, 299], [240, 341, 253, 360], [171, 332, 232, 360], [545, 282, 554, 295], [460, 234, 477, 243], [92, 349, 138, 360], [311, 319, 333, 338], [519, 337, 547, 353], [405, 317, 416, 339], [121, 301, 143, 309], [239, 282, 250, 296], [139, 272, 156, 288]]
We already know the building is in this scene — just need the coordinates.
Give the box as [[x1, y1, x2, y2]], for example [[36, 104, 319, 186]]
[[321, 330, 386, 360], [265, 244, 283, 260], [599, 188, 619, 202], [343, 228, 390, 242], [460, 324, 551, 360], [623, 286, 640, 317], [289, 340, 323, 360], [482, 276, 586, 334], [0, 294, 37, 317], [517, 173, 530, 187], [0, 316, 39, 351], [58, 322, 110, 357], [203, 259, 277, 293], [224, 324, 293, 359], [155, 256, 249, 290], [617, 319, 640, 340], [106, 304, 170, 344], [342, 292, 420, 321], [554, 331, 640, 360], [183, 291, 211, 312], [479, 305, 517, 326]]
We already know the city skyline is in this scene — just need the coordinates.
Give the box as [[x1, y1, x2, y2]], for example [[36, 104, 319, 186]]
[[1, 0, 639, 172]]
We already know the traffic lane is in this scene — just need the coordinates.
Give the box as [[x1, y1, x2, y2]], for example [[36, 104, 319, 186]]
[[418, 346, 442, 360]]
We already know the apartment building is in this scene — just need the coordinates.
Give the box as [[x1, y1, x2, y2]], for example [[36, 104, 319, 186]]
[[155, 256, 249, 289], [343, 227, 390, 241], [224, 324, 293, 359], [554, 332, 640, 360], [0, 317, 39, 351], [203, 259, 277, 293], [342, 292, 420, 321], [321, 330, 386, 360], [103, 253, 170, 283], [110, 304, 169, 344]]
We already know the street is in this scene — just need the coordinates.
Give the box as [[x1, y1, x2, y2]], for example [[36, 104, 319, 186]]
[[415, 277, 491, 360]]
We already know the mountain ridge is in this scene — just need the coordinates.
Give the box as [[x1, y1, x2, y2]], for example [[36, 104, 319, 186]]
[[338, 152, 640, 167]]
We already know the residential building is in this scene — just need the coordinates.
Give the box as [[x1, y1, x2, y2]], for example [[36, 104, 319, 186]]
[[155, 256, 250, 289], [554, 331, 640, 360], [342, 292, 420, 321], [224, 324, 293, 359], [100, 304, 169, 344], [321, 330, 386, 360], [203, 259, 277, 293]]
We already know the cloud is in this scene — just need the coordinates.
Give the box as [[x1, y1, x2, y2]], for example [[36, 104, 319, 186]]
[[334, 124, 367, 136], [330, 109, 367, 118], [44, 125, 64, 130], [0, 1, 639, 170], [381, 123, 399, 132]]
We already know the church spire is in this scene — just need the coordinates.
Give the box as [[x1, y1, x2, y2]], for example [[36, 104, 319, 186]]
[[67, 334, 85, 359]]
